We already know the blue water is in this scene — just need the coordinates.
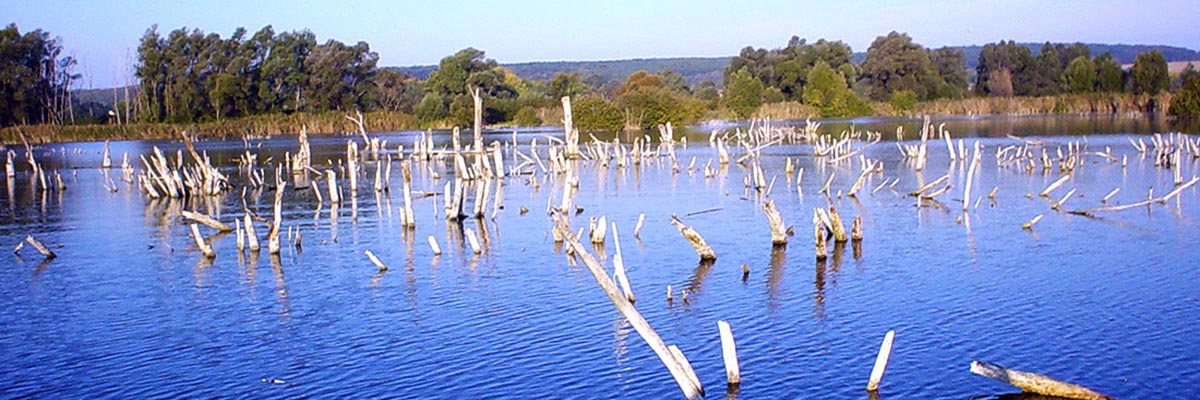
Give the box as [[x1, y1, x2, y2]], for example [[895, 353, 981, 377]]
[[1, 116, 1198, 399]]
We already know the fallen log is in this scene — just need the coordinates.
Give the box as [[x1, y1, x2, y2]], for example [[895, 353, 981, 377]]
[[970, 361, 1111, 400], [181, 210, 234, 232]]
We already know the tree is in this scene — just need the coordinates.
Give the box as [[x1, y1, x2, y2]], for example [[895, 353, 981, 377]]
[[803, 61, 870, 117], [1031, 43, 1062, 96], [546, 73, 591, 100], [723, 68, 764, 119], [976, 41, 1035, 96], [1062, 56, 1096, 94], [1169, 64, 1200, 119], [1130, 50, 1169, 95], [614, 70, 702, 129], [1094, 53, 1124, 93], [573, 95, 623, 131], [0, 24, 78, 126], [374, 69, 422, 113], [859, 31, 941, 101], [305, 39, 378, 111], [929, 47, 967, 98]]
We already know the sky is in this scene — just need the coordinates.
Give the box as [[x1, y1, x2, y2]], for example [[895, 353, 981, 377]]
[[6, 0, 1199, 88]]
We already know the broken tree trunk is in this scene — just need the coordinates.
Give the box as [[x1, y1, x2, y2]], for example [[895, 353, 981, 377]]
[[762, 199, 787, 245], [182, 210, 233, 232], [670, 215, 716, 261], [969, 361, 1111, 400]]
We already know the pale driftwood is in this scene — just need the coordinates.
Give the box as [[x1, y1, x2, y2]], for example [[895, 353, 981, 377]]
[[611, 223, 634, 303], [267, 182, 286, 255], [589, 216, 608, 244], [851, 216, 863, 241], [554, 216, 703, 400], [813, 209, 827, 260], [633, 213, 646, 239], [181, 210, 233, 232], [970, 361, 1111, 400], [1022, 214, 1044, 230], [472, 88, 484, 152], [235, 219, 245, 251], [189, 224, 215, 258], [909, 174, 949, 197], [244, 214, 260, 252], [865, 330, 895, 391], [1040, 174, 1071, 197], [718, 320, 741, 385], [465, 228, 482, 255], [762, 199, 787, 245], [670, 216, 716, 261], [364, 250, 388, 271], [21, 235, 56, 259], [1068, 176, 1198, 215], [828, 207, 848, 243], [427, 235, 442, 255], [963, 141, 980, 211]]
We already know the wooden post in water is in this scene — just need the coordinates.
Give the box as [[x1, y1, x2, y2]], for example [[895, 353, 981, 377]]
[[465, 228, 482, 255], [189, 224, 215, 259], [427, 235, 442, 255], [969, 361, 1112, 400], [763, 199, 787, 245], [866, 330, 895, 392], [813, 209, 827, 260], [244, 215, 260, 252], [851, 216, 863, 241], [828, 207, 848, 243], [365, 250, 388, 271], [718, 320, 741, 385], [326, 170, 340, 205], [633, 213, 646, 239], [562, 96, 579, 158], [268, 182, 286, 255], [670, 215, 716, 261], [472, 88, 484, 152]]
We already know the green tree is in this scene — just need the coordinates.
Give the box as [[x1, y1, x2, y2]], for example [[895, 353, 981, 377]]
[[1094, 53, 1124, 93], [929, 47, 967, 98], [414, 93, 448, 122], [573, 95, 623, 131], [614, 70, 701, 129], [976, 41, 1035, 96], [1031, 43, 1062, 96], [546, 73, 591, 100], [890, 90, 917, 112], [512, 106, 541, 126], [723, 68, 764, 119], [1130, 50, 1169, 95], [1062, 56, 1096, 94], [859, 31, 941, 101], [1169, 64, 1200, 119], [0, 23, 77, 126], [803, 61, 870, 117]]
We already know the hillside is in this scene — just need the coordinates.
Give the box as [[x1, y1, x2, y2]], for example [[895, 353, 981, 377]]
[[394, 43, 1198, 87]]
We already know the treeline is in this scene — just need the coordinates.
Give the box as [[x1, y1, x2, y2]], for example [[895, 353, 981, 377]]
[[133, 25, 403, 123], [0, 24, 79, 126], [5, 23, 1200, 135]]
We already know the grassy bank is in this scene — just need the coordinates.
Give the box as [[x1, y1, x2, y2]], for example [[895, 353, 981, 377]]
[[0, 111, 418, 145]]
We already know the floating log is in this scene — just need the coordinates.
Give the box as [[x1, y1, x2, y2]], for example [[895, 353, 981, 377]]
[[969, 361, 1111, 400], [189, 224, 215, 259], [364, 250, 388, 271], [866, 330, 895, 392], [181, 210, 233, 232], [554, 216, 703, 399], [428, 235, 442, 255], [718, 320, 741, 385], [670, 216, 716, 261], [20, 235, 56, 259], [762, 199, 787, 245], [1040, 174, 1071, 197], [909, 174, 949, 197]]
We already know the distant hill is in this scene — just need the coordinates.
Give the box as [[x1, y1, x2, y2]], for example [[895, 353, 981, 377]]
[[951, 43, 1199, 69], [393, 57, 730, 86], [394, 43, 1197, 87]]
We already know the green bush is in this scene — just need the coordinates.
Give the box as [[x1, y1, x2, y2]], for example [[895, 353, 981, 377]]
[[512, 106, 541, 126], [573, 96, 623, 131], [890, 90, 917, 112]]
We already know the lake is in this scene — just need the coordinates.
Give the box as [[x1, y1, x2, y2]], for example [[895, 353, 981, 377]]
[[1, 114, 1197, 399]]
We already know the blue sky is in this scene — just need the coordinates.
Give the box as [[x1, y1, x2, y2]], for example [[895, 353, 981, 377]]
[[7, 0, 1199, 88]]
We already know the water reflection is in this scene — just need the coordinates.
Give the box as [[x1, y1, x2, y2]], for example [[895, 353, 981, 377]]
[[765, 245, 787, 312], [813, 258, 827, 321]]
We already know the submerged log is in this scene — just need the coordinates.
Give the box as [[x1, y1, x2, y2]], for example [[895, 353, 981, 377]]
[[189, 224, 215, 259], [670, 215, 716, 261], [20, 235, 56, 259], [970, 361, 1112, 400], [181, 210, 233, 232], [364, 250, 388, 271], [718, 320, 741, 385], [554, 215, 703, 399], [866, 330, 895, 391]]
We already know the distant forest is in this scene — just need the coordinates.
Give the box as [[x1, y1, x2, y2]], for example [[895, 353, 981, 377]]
[[6, 21, 1200, 131], [393, 43, 1199, 87]]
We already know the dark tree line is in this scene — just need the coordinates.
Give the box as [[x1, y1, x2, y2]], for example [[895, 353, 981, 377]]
[[0, 24, 79, 127], [135, 25, 385, 123]]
